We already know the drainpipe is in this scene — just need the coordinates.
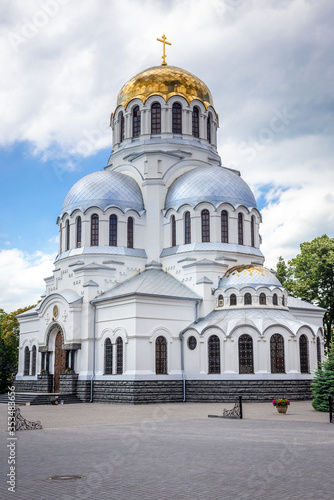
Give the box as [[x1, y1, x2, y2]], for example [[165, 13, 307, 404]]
[[179, 300, 201, 403], [90, 303, 96, 403], [179, 330, 186, 403]]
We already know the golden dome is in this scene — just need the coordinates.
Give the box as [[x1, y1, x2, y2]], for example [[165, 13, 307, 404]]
[[115, 65, 214, 111]]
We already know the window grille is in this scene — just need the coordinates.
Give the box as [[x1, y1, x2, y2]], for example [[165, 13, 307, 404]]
[[221, 210, 228, 243], [208, 335, 220, 374], [299, 334, 309, 373], [109, 215, 117, 246], [116, 337, 123, 375], [192, 106, 199, 137], [133, 106, 141, 137], [91, 214, 99, 246], [201, 209, 210, 242], [239, 334, 254, 374], [151, 103, 161, 134], [104, 338, 112, 375], [270, 334, 285, 373], [156, 336, 167, 374], [172, 103, 182, 134], [127, 217, 134, 248]]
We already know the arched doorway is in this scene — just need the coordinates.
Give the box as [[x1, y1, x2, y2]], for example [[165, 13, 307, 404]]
[[54, 330, 65, 392]]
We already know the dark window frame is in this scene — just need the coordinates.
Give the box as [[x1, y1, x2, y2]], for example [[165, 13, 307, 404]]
[[230, 294, 237, 306], [171, 215, 176, 247], [109, 214, 117, 247], [251, 215, 255, 247], [65, 220, 70, 251], [192, 106, 199, 138], [273, 293, 278, 306], [156, 336, 167, 374], [244, 293, 252, 305], [201, 209, 210, 242], [207, 113, 212, 143], [24, 346, 30, 376], [104, 338, 113, 375], [184, 211, 191, 244], [132, 105, 141, 137], [299, 334, 309, 373], [76, 216, 81, 248], [151, 102, 161, 134], [208, 335, 220, 374], [270, 334, 285, 373], [91, 214, 99, 246], [172, 103, 182, 134], [238, 213, 243, 245], [221, 210, 228, 243], [116, 337, 123, 375], [127, 217, 134, 249], [239, 334, 254, 374], [259, 293, 266, 305]]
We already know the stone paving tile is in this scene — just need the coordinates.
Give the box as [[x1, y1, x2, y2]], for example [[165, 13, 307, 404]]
[[0, 402, 333, 499]]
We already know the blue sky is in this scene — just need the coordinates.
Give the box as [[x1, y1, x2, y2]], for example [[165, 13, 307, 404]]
[[1, 0, 333, 312]]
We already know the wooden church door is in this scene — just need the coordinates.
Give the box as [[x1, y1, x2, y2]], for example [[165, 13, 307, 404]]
[[54, 331, 65, 392]]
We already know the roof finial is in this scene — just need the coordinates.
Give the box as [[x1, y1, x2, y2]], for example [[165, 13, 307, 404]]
[[157, 34, 172, 66]]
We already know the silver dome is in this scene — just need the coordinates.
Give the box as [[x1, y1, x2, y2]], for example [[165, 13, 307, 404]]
[[219, 265, 282, 289], [61, 170, 144, 215], [165, 166, 257, 211]]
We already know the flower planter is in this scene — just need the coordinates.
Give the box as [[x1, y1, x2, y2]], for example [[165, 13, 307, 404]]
[[276, 405, 288, 414]]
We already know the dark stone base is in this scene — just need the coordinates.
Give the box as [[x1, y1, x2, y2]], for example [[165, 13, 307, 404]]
[[14, 379, 48, 393], [185, 379, 313, 402], [60, 374, 78, 394], [12, 378, 313, 404]]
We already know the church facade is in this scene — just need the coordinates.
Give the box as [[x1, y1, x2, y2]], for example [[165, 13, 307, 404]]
[[16, 60, 325, 403]]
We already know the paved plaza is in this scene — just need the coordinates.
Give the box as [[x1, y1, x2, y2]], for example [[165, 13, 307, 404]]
[[0, 401, 333, 500]]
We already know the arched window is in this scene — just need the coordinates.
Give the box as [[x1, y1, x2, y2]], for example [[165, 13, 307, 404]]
[[65, 220, 70, 251], [127, 217, 134, 248], [251, 215, 255, 247], [151, 103, 161, 134], [317, 336, 321, 368], [244, 293, 252, 305], [132, 106, 141, 137], [172, 103, 182, 134], [201, 209, 210, 242], [119, 112, 125, 143], [171, 215, 176, 247], [156, 336, 167, 374], [238, 213, 243, 245], [207, 113, 212, 143], [184, 211, 191, 244], [31, 345, 37, 376], [104, 338, 112, 375], [116, 337, 123, 375], [59, 223, 62, 253], [273, 293, 278, 306], [76, 216, 81, 248], [24, 346, 30, 376], [91, 214, 99, 246], [299, 334, 309, 373], [109, 215, 117, 246], [239, 334, 254, 374], [270, 334, 285, 373], [259, 293, 266, 305], [221, 210, 228, 243], [208, 335, 220, 374], [282, 295, 285, 306], [218, 295, 224, 307], [192, 106, 199, 137], [230, 294, 237, 306]]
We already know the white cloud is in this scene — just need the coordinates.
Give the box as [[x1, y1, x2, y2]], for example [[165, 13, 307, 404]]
[[0, 0, 333, 281], [0, 248, 55, 312]]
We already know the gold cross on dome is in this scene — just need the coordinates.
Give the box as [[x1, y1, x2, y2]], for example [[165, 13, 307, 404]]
[[157, 34, 172, 66]]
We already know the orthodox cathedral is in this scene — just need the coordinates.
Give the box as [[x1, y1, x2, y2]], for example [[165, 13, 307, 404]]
[[16, 40, 325, 403]]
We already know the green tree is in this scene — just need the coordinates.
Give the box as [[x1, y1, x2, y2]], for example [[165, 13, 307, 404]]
[[311, 343, 334, 411], [275, 235, 334, 350], [0, 305, 36, 393]]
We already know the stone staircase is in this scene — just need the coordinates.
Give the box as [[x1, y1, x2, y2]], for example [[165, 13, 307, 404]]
[[0, 392, 82, 405]]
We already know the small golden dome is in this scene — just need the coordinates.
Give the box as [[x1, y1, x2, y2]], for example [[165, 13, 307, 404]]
[[115, 65, 214, 111]]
